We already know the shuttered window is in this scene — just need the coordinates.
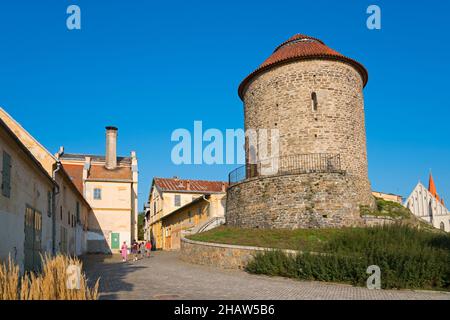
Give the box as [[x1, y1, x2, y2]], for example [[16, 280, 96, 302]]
[[47, 191, 52, 217], [76, 202, 80, 223], [2, 151, 12, 198]]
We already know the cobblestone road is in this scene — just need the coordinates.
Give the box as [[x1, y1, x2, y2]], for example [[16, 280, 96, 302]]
[[82, 251, 450, 300]]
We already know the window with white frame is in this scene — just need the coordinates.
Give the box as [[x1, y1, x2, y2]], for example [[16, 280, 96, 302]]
[[94, 188, 102, 200], [174, 194, 181, 207]]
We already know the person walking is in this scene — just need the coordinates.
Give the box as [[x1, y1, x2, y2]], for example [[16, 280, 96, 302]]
[[121, 241, 128, 262], [145, 240, 152, 258], [140, 242, 145, 259], [132, 240, 139, 261]]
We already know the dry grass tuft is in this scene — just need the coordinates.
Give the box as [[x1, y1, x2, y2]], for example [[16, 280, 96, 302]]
[[0, 254, 99, 300]]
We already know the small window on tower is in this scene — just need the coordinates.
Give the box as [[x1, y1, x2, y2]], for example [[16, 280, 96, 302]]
[[311, 92, 318, 112]]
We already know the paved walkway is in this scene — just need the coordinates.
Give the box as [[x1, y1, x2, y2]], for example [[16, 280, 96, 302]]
[[82, 251, 450, 300]]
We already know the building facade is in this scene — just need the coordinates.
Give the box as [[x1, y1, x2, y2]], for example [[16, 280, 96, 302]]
[[226, 34, 374, 229], [160, 194, 226, 250], [60, 127, 138, 253], [404, 174, 449, 232], [0, 118, 55, 272], [0, 108, 91, 272], [372, 191, 403, 204], [145, 178, 227, 250]]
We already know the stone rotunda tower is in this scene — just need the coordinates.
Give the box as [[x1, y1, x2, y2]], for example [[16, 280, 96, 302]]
[[226, 34, 375, 229]]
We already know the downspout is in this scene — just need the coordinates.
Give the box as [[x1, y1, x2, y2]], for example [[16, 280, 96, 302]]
[[52, 161, 61, 256], [52, 147, 64, 256]]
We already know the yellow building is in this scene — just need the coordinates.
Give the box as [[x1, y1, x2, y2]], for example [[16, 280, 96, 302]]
[[161, 193, 226, 250], [372, 191, 403, 204], [145, 178, 227, 250], [59, 127, 138, 253], [0, 108, 91, 268]]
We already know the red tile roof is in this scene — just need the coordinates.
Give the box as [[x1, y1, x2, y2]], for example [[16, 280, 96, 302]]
[[62, 164, 84, 194], [62, 162, 133, 195], [238, 34, 368, 99], [88, 164, 132, 181], [154, 177, 228, 193]]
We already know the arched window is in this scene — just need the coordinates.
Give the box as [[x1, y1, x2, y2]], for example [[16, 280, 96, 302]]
[[311, 92, 318, 112], [440, 222, 445, 231], [428, 200, 433, 223]]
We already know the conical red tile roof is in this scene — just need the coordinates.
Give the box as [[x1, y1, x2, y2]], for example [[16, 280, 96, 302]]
[[238, 34, 368, 99]]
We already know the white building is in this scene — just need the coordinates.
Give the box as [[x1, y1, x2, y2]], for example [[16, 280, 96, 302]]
[[404, 174, 449, 232]]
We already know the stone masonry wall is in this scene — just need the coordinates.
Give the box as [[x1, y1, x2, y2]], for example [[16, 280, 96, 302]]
[[226, 172, 366, 229], [243, 60, 368, 178], [242, 59, 373, 208], [226, 59, 375, 229], [180, 238, 297, 270]]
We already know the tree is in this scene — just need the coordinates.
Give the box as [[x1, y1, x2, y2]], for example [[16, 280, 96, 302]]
[[137, 212, 145, 240]]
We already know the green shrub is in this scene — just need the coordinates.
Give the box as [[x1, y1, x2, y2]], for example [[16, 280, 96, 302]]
[[246, 225, 450, 291], [361, 197, 412, 219]]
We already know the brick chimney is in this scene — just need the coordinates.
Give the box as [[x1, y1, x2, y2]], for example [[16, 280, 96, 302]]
[[105, 126, 118, 170]]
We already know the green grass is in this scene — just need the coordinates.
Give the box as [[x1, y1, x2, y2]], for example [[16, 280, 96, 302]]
[[187, 226, 348, 251], [360, 197, 412, 219], [360, 198, 439, 232], [188, 224, 450, 291], [245, 225, 450, 291]]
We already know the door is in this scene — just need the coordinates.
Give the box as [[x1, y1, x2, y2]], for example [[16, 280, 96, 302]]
[[111, 233, 120, 250], [165, 227, 171, 250], [24, 206, 42, 272]]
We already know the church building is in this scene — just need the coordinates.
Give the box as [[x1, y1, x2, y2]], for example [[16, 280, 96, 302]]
[[404, 173, 449, 232]]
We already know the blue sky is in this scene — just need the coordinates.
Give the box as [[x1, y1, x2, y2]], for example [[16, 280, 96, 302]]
[[0, 0, 449, 208]]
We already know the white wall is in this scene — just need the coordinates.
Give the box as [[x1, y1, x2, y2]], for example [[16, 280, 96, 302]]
[[405, 183, 450, 232]]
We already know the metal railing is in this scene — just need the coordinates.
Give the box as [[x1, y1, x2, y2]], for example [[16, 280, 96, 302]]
[[228, 153, 343, 185]]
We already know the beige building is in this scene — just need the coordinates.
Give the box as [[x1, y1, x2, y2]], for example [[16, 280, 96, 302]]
[[145, 178, 227, 250], [404, 174, 449, 232], [372, 191, 403, 204], [0, 108, 92, 272], [0, 118, 55, 272], [60, 127, 138, 253]]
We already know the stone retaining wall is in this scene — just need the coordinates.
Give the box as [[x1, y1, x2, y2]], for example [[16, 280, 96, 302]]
[[226, 172, 368, 229], [361, 215, 400, 227], [180, 237, 296, 270]]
